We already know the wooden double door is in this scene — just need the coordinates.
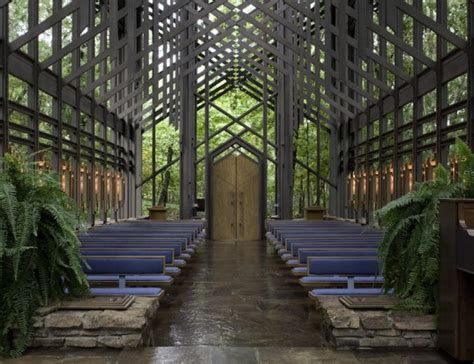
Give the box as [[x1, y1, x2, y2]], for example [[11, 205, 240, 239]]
[[209, 154, 262, 241]]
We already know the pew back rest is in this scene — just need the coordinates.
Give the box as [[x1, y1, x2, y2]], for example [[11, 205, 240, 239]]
[[82, 256, 166, 275], [81, 248, 174, 264], [80, 242, 183, 256], [308, 256, 380, 276], [291, 242, 379, 256], [80, 240, 188, 250], [298, 248, 379, 264], [81, 232, 193, 244]]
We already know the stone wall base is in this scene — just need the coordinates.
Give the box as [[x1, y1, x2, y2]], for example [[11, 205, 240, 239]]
[[315, 297, 437, 350], [21, 297, 160, 349]]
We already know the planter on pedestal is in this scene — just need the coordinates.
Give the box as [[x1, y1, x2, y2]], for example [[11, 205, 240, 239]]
[[305, 206, 325, 220], [148, 206, 167, 220]]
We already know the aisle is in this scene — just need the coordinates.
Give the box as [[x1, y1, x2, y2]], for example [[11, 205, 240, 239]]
[[151, 240, 323, 347]]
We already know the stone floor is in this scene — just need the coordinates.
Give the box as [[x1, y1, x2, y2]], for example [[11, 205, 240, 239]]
[[149, 240, 322, 347], [1, 346, 456, 364], [1, 240, 457, 363]]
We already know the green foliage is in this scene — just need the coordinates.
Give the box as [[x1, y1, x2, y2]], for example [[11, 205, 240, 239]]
[[293, 121, 330, 216], [453, 139, 474, 197], [0, 153, 89, 358], [376, 165, 462, 313], [142, 121, 180, 217], [376, 138, 474, 314], [141, 90, 331, 217], [196, 89, 278, 212]]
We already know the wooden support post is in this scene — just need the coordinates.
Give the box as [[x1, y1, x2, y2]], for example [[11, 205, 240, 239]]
[[179, 4, 197, 219], [468, 0, 474, 149], [0, 4, 8, 156]]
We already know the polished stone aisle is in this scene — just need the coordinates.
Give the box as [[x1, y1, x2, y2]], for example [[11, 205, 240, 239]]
[[3, 239, 455, 363], [150, 240, 323, 347]]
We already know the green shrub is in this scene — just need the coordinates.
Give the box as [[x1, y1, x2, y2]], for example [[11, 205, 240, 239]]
[[0, 153, 89, 357], [376, 138, 474, 314]]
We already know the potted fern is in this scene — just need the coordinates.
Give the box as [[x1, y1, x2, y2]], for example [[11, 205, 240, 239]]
[[375, 138, 474, 314], [0, 153, 89, 357]]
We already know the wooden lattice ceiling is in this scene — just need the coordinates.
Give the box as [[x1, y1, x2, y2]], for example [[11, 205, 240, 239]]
[[2, 1, 468, 129]]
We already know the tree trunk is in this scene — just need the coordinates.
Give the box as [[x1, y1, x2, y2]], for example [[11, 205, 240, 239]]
[[158, 146, 173, 206], [299, 177, 305, 216]]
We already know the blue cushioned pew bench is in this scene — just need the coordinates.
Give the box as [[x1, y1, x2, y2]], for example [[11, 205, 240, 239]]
[[80, 242, 188, 276], [275, 227, 381, 240], [265, 221, 383, 281], [266, 222, 358, 245], [80, 240, 193, 260], [265, 220, 347, 241], [274, 234, 382, 252], [82, 256, 171, 297], [83, 220, 204, 238], [80, 226, 199, 248], [280, 239, 381, 262], [86, 222, 205, 247], [265, 220, 401, 352], [289, 243, 380, 277], [81, 248, 187, 268], [266, 219, 358, 235], [286, 247, 379, 267], [293, 252, 384, 289], [79, 220, 205, 295], [266, 221, 382, 251], [79, 235, 195, 255], [300, 257, 386, 296], [80, 241, 190, 261], [274, 227, 381, 242]]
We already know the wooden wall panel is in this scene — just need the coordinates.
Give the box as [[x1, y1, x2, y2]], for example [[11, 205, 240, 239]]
[[236, 154, 261, 241], [210, 154, 237, 241]]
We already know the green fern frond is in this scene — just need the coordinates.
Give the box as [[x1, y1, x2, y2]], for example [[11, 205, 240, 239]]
[[0, 152, 89, 357], [0, 182, 18, 239], [375, 155, 465, 314]]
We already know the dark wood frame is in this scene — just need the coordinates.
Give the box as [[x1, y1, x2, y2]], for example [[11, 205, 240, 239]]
[[0, 0, 471, 222]]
